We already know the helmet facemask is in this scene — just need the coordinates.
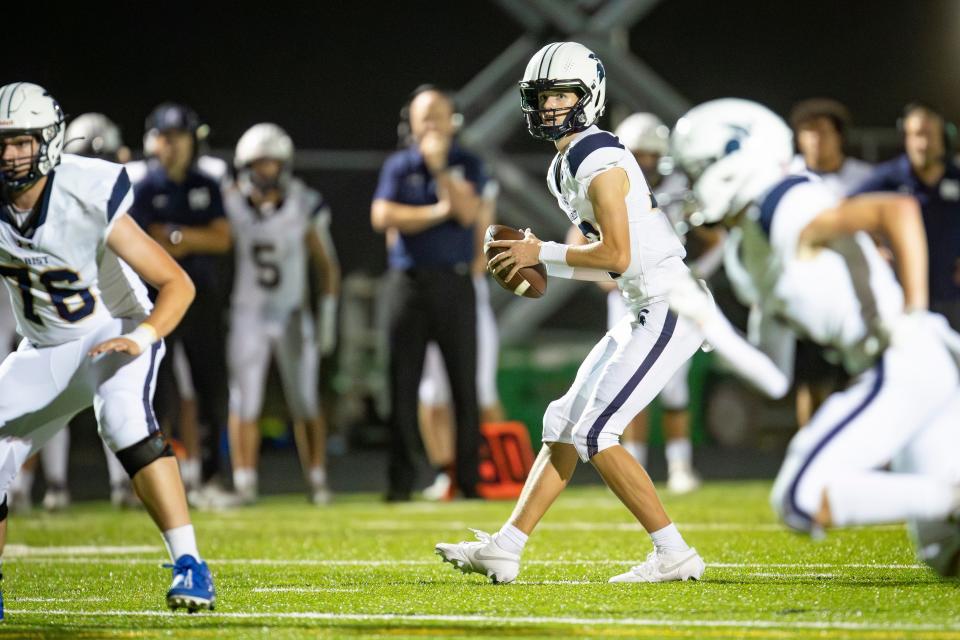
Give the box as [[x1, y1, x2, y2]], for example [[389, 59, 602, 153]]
[[0, 122, 63, 197], [519, 79, 592, 141]]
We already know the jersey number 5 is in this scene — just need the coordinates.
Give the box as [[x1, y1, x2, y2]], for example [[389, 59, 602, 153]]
[[0, 265, 95, 325], [252, 243, 281, 289]]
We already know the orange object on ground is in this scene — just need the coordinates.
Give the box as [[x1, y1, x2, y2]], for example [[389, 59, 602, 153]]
[[477, 421, 535, 500]]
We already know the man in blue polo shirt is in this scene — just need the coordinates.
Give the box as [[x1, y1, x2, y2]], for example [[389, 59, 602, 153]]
[[131, 103, 233, 496], [371, 87, 485, 501], [852, 103, 960, 330]]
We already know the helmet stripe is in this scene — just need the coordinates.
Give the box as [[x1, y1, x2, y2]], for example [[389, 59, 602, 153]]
[[537, 43, 561, 80], [545, 42, 563, 78]]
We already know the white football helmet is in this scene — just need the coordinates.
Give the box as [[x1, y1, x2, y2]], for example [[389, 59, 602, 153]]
[[519, 42, 607, 141], [64, 113, 123, 158], [615, 112, 669, 155], [671, 98, 793, 225], [0, 82, 66, 193], [234, 123, 294, 196]]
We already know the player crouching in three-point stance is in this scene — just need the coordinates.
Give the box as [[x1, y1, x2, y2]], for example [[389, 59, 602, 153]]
[[666, 99, 960, 576], [436, 42, 727, 584], [0, 82, 215, 615]]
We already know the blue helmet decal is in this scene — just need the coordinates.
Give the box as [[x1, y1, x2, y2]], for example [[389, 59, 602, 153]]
[[588, 53, 605, 83], [723, 124, 750, 156]]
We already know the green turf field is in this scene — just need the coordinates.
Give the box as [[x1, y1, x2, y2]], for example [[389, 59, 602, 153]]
[[1, 481, 957, 639]]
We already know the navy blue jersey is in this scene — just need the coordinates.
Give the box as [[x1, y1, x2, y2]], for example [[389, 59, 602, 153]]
[[851, 154, 960, 303], [373, 144, 487, 270], [130, 162, 226, 289]]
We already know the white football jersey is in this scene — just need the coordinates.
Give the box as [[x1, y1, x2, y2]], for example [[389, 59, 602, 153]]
[[224, 177, 329, 320], [0, 154, 151, 347], [788, 156, 873, 199], [547, 125, 688, 313], [739, 174, 903, 374]]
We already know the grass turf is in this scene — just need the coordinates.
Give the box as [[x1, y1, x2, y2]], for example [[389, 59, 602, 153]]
[[1, 481, 957, 639]]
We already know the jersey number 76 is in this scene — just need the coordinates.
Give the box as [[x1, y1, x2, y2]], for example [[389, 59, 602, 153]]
[[0, 265, 96, 325]]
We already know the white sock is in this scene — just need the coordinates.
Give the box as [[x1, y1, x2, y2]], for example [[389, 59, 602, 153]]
[[650, 523, 690, 553], [623, 441, 648, 467], [309, 466, 327, 488], [233, 467, 257, 493], [665, 438, 692, 468], [493, 523, 528, 556], [41, 428, 70, 487], [827, 472, 955, 527], [162, 524, 200, 561], [179, 458, 201, 489]]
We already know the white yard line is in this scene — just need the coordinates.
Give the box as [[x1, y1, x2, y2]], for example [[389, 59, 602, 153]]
[[250, 587, 362, 593], [4, 556, 927, 570], [13, 597, 108, 603], [4, 545, 161, 557], [5, 609, 958, 633]]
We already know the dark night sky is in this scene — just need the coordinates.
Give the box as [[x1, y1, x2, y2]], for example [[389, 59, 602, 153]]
[[11, 1, 960, 149], [7, 0, 959, 275]]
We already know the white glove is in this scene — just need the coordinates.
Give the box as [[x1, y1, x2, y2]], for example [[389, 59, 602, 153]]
[[667, 273, 716, 326], [317, 295, 338, 357]]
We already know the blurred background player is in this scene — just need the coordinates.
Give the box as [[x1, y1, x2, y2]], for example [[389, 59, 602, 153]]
[[788, 98, 872, 197], [9, 114, 140, 512], [371, 86, 485, 502], [567, 112, 720, 493], [603, 112, 725, 493], [851, 103, 960, 332], [130, 103, 232, 503], [225, 123, 339, 505], [418, 179, 504, 501], [787, 99, 872, 426]]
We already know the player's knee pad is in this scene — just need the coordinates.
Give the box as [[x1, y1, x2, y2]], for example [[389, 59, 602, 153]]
[[115, 432, 174, 478], [0, 495, 7, 523]]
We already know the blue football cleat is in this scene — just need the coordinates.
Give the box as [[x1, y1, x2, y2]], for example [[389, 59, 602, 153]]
[[165, 555, 215, 612]]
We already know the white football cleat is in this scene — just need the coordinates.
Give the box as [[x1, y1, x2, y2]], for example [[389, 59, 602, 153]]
[[609, 548, 706, 583], [435, 529, 520, 584], [667, 462, 702, 494], [310, 484, 332, 506], [42, 487, 70, 512], [422, 472, 452, 502]]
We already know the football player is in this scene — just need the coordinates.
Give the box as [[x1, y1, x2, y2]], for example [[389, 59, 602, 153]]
[[436, 42, 739, 584], [666, 99, 960, 574], [225, 123, 339, 506], [7, 114, 140, 512], [0, 82, 215, 613]]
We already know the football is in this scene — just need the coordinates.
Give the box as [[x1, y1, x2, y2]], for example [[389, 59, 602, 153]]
[[484, 225, 548, 298]]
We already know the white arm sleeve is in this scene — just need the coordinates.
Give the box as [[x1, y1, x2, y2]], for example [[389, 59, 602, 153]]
[[702, 311, 791, 400]]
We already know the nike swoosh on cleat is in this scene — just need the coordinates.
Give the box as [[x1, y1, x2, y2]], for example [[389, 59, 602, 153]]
[[659, 554, 699, 575]]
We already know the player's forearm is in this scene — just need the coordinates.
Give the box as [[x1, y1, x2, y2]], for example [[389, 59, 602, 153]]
[[436, 173, 481, 226], [882, 199, 929, 310], [539, 239, 629, 277], [143, 271, 196, 338], [180, 224, 232, 254], [311, 255, 340, 296], [371, 200, 447, 234], [700, 312, 791, 399]]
